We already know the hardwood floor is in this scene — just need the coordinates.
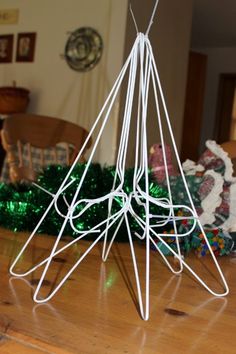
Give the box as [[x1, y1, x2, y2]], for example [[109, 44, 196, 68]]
[[0, 227, 235, 353]]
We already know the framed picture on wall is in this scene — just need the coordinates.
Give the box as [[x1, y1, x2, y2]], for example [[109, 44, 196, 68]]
[[0, 34, 14, 63], [16, 32, 36, 62]]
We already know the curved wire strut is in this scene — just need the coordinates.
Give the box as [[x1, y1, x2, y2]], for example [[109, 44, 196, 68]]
[[10, 31, 229, 321]]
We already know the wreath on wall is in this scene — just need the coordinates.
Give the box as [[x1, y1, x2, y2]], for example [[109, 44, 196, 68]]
[[64, 27, 103, 72]]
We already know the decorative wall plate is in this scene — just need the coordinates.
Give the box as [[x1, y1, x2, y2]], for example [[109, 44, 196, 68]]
[[64, 27, 103, 72]]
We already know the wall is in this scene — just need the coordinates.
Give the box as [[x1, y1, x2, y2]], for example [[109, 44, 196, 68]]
[[0, 0, 128, 164], [198, 47, 236, 151], [118, 0, 193, 166]]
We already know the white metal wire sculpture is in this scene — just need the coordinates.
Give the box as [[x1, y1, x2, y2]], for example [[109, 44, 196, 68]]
[[10, 1, 229, 320]]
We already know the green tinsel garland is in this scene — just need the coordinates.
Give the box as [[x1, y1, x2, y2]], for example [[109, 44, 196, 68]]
[[0, 164, 168, 242]]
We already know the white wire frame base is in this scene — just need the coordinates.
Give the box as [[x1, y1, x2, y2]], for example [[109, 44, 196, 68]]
[[9, 32, 229, 321]]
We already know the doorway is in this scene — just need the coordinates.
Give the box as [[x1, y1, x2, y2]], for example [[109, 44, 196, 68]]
[[181, 51, 207, 162], [214, 73, 236, 143]]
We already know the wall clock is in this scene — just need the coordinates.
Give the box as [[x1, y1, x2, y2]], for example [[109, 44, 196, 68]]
[[64, 27, 103, 72]]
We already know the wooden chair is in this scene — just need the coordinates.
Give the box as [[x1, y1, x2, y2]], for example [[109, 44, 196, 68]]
[[0, 114, 92, 183]]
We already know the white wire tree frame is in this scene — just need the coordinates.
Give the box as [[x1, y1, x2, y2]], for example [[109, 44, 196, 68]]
[[10, 1, 229, 320]]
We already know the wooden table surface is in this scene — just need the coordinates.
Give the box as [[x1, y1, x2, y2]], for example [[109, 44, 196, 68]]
[[0, 226, 235, 354]]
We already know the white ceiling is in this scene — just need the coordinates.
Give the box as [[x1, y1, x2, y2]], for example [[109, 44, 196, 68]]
[[191, 0, 236, 48]]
